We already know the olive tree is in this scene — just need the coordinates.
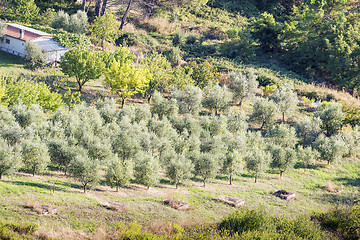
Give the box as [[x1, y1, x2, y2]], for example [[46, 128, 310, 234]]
[[192, 152, 218, 187], [268, 144, 297, 178], [166, 153, 193, 188], [105, 154, 132, 191], [229, 70, 258, 106], [316, 102, 345, 136], [173, 85, 203, 115], [245, 146, 271, 183], [222, 150, 243, 185], [48, 139, 81, 175], [271, 84, 298, 122], [267, 124, 297, 149], [313, 134, 347, 165], [203, 84, 233, 115], [0, 138, 19, 179], [25, 42, 45, 67], [21, 137, 50, 176], [134, 152, 160, 189], [151, 92, 179, 119], [68, 153, 100, 193], [251, 98, 278, 129], [295, 117, 322, 146], [297, 145, 318, 173]]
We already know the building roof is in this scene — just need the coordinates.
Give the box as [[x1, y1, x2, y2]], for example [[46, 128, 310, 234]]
[[33, 38, 68, 52], [5, 23, 53, 41]]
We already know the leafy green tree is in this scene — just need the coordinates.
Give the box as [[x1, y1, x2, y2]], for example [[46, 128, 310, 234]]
[[297, 145, 318, 173], [251, 12, 282, 52], [267, 123, 298, 148], [166, 153, 193, 188], [188, 61, 219, 89], [21, 137, 50, 176], [90, 12, 119, 50], [25, 42, 45, 67], [12, 0, 39, 23], [295, 116, 322, 146], [173, 85, 203, 115], [229, 70, 258, 106], [271, 84, 298, 122], [0, 138, 19, 179], [51, 10, 69, 30], [251, 98, 278, 129], [134, 152, 160, 189], [192, 152, 218, 187], [104, 51, 149, 107], [61, 48, 105, 92], [203, 84, 233, 115], [143, 53, 173, 101], [105, 154, 132, 191], [69, 153, 100, 193], [245, 146, 271, 183], [316, 102, 345, 136], [268, 144, 297, 178]]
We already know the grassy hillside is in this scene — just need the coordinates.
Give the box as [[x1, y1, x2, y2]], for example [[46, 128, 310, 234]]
[[0, 158, 358, 239]]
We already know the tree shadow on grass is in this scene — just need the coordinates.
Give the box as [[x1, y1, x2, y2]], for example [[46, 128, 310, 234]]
[[321, 193, 359, 206], [294, 162, 323, 170], [10, 180, 70, 193], [334, 177, 360, 187]]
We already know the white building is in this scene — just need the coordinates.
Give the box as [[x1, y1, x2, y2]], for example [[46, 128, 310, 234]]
[[0, 23, 68, 63]]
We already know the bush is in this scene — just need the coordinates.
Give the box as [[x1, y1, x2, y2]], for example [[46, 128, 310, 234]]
[[314, 205, 360, 240]]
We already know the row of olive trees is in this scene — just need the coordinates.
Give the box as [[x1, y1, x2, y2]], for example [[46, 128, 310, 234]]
[[0, 98, 356, 191]]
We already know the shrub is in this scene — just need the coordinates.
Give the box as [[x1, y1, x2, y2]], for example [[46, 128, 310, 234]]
[[314, 205, 360, 240]]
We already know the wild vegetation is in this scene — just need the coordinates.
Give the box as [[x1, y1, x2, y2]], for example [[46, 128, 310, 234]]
[[0, 0, 359, 239]]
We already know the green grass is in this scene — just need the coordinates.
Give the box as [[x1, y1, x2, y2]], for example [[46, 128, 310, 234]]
[[0, 159, 358, 238], [0, 51, 31, 75]]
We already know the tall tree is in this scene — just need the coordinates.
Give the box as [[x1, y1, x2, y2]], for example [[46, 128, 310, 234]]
[[119, 0, 133, 30]]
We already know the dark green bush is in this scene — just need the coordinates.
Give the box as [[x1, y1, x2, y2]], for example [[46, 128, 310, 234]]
[[314, 205, 360, 240]]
